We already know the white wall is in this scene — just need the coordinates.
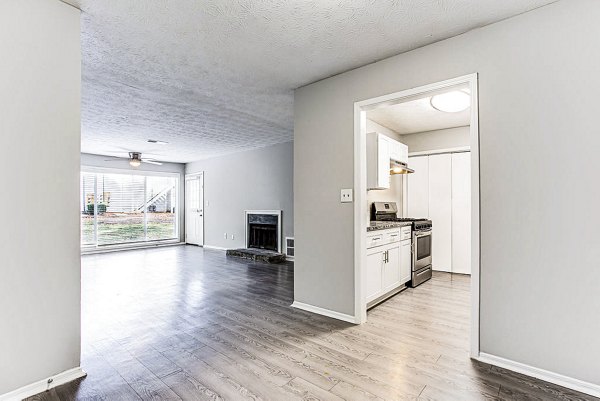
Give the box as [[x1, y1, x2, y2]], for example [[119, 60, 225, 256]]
[[186, 141, 293, 250], [294, 0, 600, 386], [81, 153, 186, 241], [0, 0, 81, 395], [402, 126, 470, 153]]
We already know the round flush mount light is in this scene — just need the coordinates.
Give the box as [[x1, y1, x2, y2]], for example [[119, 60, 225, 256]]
[[430, 90, 471, 113]]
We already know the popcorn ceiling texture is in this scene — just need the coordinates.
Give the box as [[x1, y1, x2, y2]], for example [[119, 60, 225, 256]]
[[75, 0, 556, 163]]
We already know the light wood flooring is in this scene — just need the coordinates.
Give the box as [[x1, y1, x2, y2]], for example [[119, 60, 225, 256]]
[[27, 245, 597, 401]]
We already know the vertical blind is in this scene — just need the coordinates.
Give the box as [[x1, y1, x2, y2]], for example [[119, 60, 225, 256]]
[[80, 171, 178, 247]]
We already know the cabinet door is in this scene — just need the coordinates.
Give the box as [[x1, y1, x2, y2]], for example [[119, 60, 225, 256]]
[[429, 154, 452, 272], [366, 250, 384, 302], [451, 152, 471, 274], [389, 139, 401, 161], [382, 244, 400, 292], [377, 135, 391, 189], [400, 240, 412, 284], [407, 156, 429, 218]]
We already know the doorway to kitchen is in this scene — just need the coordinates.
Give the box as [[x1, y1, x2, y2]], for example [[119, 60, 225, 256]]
[[353, 74, 480, 357], [185, 172, 204, 246]]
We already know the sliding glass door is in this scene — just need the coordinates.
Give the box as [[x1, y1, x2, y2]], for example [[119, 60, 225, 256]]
[[80, 169, 179, 248]]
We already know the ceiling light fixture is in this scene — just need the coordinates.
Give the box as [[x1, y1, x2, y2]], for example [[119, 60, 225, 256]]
[[430, 90, 470, 113], [129, 158, 141, 167], [147, 139, 168, 145]]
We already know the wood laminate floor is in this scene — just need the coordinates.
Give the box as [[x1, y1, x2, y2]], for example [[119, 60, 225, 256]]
[[27, 246, 596, 401]]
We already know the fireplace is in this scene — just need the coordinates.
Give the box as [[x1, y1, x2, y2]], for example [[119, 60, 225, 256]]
[[245, 210, 281, 253]]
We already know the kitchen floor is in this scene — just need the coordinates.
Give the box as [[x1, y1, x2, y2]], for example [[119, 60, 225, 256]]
[[27, 246, 596, 401]]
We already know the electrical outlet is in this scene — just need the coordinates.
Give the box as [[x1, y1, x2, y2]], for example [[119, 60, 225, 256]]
[[231, 234, 235, 240], [224, 233, 227, 239], [340, 188, 353, 203]]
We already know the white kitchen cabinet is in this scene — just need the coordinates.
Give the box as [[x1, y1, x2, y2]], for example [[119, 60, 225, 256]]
[[367, 132, 391, 190], [365, 228, 410, 305], [366, 249, 384, 302], [368, 132, 409, 190], [400, 239, 412, 283], [390, 140, 408, 163], [382, 243, 400, 292]]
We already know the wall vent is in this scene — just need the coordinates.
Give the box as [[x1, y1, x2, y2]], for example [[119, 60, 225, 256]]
[[285, 237, 294, 260]]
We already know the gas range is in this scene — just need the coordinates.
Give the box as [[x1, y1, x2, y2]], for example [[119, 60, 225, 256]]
[[387, 217, 432, 231], [370, 202, 432, 231]]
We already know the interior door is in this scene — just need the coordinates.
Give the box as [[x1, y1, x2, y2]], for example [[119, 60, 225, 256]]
[[451, 152, 471, 274], [185, 173, 204, 246], [407, 156, 429, 218], [428, 154, 452, 272]]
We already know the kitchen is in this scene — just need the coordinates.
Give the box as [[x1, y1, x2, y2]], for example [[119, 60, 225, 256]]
[[363, 84, 473, 309]]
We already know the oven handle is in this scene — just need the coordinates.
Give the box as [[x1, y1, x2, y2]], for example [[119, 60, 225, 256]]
[[414, 230, 432, 238]]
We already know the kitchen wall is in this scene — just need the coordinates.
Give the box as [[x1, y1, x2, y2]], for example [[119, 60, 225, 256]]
[[186, 141, 293, 250], [81, 153, 186, 242], [402, 126, 470, 154], [0, 0, 81, 395], [294, 0, 600, 386], [366, 119, 404, 216]]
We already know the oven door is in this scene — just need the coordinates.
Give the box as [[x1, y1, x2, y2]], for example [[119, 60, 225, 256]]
[[413, 229, 432, 270]]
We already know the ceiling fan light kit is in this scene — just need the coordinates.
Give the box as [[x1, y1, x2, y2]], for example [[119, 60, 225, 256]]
[[104, 151, 163, 167]]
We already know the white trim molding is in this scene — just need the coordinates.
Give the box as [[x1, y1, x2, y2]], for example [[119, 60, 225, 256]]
[[353, 74, 481, 355], [202, 245, 229, 251], [244, 210, 282, 253], [477, 353, 600, 398], [0, 367, 86, 401], [291, 301, 359, 324]]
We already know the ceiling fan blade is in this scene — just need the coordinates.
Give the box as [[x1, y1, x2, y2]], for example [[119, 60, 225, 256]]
[[142, 159, 163, 165], [103, 158, 125, 162]]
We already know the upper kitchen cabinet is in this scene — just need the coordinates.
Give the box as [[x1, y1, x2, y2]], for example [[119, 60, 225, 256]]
[[390, 140, 408, 163], [367, 132, 409, 190]]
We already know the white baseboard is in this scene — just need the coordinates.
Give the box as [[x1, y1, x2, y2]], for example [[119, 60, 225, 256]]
[[477, 353, 600, 398], [202, 245, 229, 251], [291, 301, 359, 324], [0, 367, 86, 401]]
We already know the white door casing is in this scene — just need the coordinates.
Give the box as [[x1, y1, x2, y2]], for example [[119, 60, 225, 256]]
[[185, 173, 204, 246]]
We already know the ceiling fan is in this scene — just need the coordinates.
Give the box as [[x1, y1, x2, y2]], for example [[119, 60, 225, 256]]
[[104, 152, 163, 167]]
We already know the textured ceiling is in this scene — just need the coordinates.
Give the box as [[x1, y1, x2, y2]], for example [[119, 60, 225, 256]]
[[367, 85, 470, 134], [70, 0, 557, 163]]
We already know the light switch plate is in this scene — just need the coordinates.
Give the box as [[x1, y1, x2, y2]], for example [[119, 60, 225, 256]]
[[340, 188, 353, 203]]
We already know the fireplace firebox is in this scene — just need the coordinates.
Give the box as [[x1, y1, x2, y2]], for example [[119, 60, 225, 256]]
[[245, 211, 281, 253]]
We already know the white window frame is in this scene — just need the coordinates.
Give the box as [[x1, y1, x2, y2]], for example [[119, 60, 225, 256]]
[[80, 166, 181, 252]]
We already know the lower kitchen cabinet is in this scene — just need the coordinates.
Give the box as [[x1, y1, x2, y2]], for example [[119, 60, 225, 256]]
[[400, 239, 411, 283], [366, 228, 412, 306], [382, 243, 400, 292], [366, 250, 384, 302]]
